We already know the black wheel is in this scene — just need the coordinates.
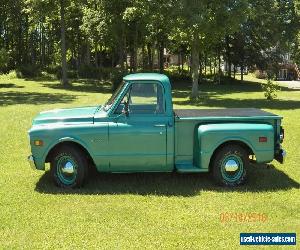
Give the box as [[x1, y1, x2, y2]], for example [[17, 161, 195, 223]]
[[212, 144, 248, 187], [50, 146, 88, 188]]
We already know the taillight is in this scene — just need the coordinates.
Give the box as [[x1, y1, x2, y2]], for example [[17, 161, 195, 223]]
[[259, 136, 268, 143], [280, 126, 284, 143]]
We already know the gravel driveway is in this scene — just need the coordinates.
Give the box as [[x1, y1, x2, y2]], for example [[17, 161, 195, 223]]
[[276, 80, 300, 89]]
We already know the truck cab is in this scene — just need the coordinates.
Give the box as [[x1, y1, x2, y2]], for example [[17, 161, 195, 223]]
[[28, 73, 286, 188]]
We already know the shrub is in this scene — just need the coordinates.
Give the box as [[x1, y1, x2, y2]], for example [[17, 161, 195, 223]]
[[165, 68, 191, 83], [45, 64, 61, 75], [55, 67, 78, 80], [100, 67, 113, 80], [255, 70, 267, 79], [0, 48, 9, 73], [111, 70, 125, 91], [78, 64, 99, 79], [16, 64, 41, 78], [261, 78, 280, 100], [0, 70, 18, 79]]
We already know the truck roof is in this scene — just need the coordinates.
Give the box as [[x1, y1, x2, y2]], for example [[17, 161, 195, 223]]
[[123, 73, 170, 84]]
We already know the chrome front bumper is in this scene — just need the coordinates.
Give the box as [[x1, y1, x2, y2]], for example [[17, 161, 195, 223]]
[[275, 149, 286, 164], [28, 155, 36, 169]]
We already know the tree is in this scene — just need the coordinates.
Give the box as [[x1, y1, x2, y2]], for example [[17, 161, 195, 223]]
[[0, 0, 299, 95], [25, 0, 70, 85], [175, 0, 248, 98], [60, 0, 68, 86]]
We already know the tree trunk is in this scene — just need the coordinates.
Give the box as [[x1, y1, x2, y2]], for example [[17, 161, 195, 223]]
[[24, 16, 29, 65], [159, 41, 164, 73], [233, 65, 236, 79], [142, 45, 146, 70], [133, 23, 138, 72], [85, 41, 91, 65], [181, 50, 184, 72], [76, 26, 81, 69], [99, 45, 103, 67], [95, 44, 98, 67], [118, 23, 125, 71], [130, 48, 134, 73], [214, 56, 216, 75], [240, 51, 245, 82], [225, 36, 231, 78], [111, 52, 115, 68], [147, 43, 153, 70], [241, 63, 244, 82], [41, 23, 45, 67], [60, 0, 68, 86], [204, 53, 207, 76], [177, 52, 180, 72], [199, 53, 202, 83], [191, 37, 200, 98], [218, 47, 221, 84], [199, 62, 202, 84]]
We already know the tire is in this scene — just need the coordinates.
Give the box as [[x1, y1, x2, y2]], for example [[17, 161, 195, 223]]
[[212, 144, 248, 187], [50, 145, 88, 188]]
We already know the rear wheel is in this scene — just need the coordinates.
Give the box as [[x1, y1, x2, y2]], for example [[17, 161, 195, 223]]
[[212, 144, 248, 187], [50, 146, 88, 188]]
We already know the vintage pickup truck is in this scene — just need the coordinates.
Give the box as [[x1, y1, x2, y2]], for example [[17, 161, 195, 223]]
[[28, 73, 286, 188]]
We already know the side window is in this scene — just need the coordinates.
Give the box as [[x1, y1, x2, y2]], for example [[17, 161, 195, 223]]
[[129, 83, 164, 114], [115, 83, 164, 115]]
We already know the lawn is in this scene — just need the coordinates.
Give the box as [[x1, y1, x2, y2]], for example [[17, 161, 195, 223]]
[[0, 74, 299, 249]]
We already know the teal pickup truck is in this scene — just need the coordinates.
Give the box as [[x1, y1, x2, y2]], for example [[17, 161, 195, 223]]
[[28, 73, 286, 188]]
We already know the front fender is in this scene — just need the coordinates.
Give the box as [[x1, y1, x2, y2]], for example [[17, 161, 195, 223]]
[[31, 136, 94, 171], [43, 136, 92, 161], [29, 121, 109, 170]]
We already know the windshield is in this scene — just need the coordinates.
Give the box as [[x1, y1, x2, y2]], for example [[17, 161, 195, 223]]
[[102, 81, 126, 111]]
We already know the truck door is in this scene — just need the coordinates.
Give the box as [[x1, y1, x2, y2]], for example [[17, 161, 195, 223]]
[[109, 82, 169, 172]]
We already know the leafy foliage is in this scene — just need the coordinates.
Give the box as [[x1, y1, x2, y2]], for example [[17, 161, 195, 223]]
[[0, 48, 10, 73], [262, 78, 281, 100], [16, 64, 41, 78], [0, 0, 299, 92]]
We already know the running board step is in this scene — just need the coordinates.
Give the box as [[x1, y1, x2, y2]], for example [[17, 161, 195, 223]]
[[176, 164, 207, 173]]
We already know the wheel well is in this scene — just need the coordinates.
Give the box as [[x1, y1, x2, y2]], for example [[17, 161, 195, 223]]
[[209, 140, 254, 169], [45, 141, 95, 166]]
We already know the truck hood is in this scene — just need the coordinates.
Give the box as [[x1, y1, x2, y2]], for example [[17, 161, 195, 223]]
[[32, 106, 99, 125]]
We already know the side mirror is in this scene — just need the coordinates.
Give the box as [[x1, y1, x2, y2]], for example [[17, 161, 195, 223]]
[[115, 103, 125, 114]]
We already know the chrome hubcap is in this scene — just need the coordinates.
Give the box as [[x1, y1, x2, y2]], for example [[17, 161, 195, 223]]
[[224, 159, 239, 172], [61, 161, 75, 175]]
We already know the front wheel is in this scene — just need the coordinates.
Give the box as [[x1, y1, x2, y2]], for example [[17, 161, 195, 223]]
[[212, 144, 248, 187], [50, 146, 88, 188]]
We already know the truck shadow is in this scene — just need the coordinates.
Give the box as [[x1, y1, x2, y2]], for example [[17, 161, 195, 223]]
[[172, 97, 300, 110], [0, 91, 76, 106], [41, 79, 112, 94], [35, 163, 299, 196], [0, 83, 24, 89]]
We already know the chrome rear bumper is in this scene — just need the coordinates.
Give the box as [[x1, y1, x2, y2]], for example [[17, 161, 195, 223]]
[[275, 149, 286, 164], [28, 155, 36, 169]]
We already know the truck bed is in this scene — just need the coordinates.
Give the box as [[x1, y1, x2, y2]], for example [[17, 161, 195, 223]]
[[174, 108, 278, 119]]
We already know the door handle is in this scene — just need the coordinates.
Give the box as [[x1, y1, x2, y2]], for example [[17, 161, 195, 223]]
[[154, 124, 166, 127]]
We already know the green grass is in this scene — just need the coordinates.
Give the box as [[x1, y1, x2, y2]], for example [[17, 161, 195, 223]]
[[0, 75, 299, 249]]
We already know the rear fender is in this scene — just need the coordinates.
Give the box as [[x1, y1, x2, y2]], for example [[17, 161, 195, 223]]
[[195, 123, 274, 170]]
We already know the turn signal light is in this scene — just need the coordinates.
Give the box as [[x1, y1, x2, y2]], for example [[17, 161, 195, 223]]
[[34, 140, 43, 146], [259, 137, 267, 143]]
